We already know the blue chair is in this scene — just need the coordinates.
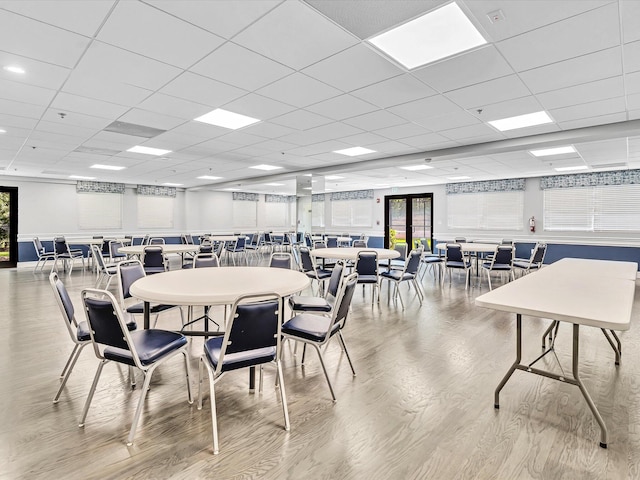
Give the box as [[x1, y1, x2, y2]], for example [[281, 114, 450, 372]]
[[79, 288, 191, 446], [513, 243, 547, 277], [91, 244, 118, 289], [142, 245, 167, 274], [355, 250, 380, 304], [299, 246, 332, 294], [380, 249, 424, 309], [326, 236, 338, 248], [289, 261, 345, 314], [228, 236, 247, 265], [482, 245, 515, 290], [444, 243, 472, 289], [269, 252, 293, 269], [109, 240, 127, 263], [281, 272, 358, 401], [33, 237, 56, 272], [198, 293, 289, 454], [53, 236, 85, 273]]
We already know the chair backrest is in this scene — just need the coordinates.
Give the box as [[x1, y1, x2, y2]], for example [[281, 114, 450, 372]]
[[33, 237, 44, 254], [81, 289, 144, 369], [54, 237, 68, 255], [117, 260, 145, 302], [329, 272, 358, 334], [214, 293, 282, 374], [143, 246, 165, 269], [445, 243, 464, 263], [193, 252, 220, 268], [141, 234, 150, 245], [355, 250, 378, 276], [269, 252, 293, 269], [352, 239, 367, 248], [405, 249, 423, 275], [299, 246, 315, 272], [49, 271, 79, 341], [531, 243, 547, 265], [109, 240, 125, 258], [325, 261, 345, 300], [305, 233, 313, 247], [198, 243, 213, 254], [214, 241, 224, 257], [491, 245, 514, 267], [393, 243, 408, 259], [149, 237, 165, 245], [326, 236, 338, 248], [314, 240, 326, 249], [91, 244, 109, 271], [501, 239, 514, 245], [454, 237, 467, 243], [235, 236, 246, 249]]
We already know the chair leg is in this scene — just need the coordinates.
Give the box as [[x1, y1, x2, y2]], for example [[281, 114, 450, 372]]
[[126, 364, 156, 446], [54, 343, 87, 403], [207, 365, 220, 454], [79, 360, 107, 427], [182, 351, 193, 404], [336, 332, 356, 376], [487, 270, 492, 290], [312, 344, 336, 402], [276, 359, 291, 431], [395, 283, 405, 310]]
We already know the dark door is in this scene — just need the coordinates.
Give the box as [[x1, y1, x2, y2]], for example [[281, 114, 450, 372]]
[[384, 193, 433, 251], [0, 186, 18, 268]]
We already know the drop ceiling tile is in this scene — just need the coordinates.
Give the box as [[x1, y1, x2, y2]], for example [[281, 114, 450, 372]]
[[351, 74, 435, 108], [0, 78, 55, 106], [117, 109, 186, 131], [305, 95, 378, 121], [496, 3, 620, 72], [624, 40, 640, 73], [97, 1, 224, 69], [414, 111, 480, 131], [170, 122, 231, 141], [137, 93, 211, 120], [440, 124, 502, 141], [0, 51, 70, 90], [0, 114, 38, 130], [536, 76, 624, 110], [257, 73, 341, 108], [286, 140, 352, 157], [366, 140, 417, 155], [280, 122, 363, 146], [412, 45, 514, 93], [222, 93, 297, 121], [374, 123, 432, 140], [343, 110, 406, 130], [500, 123, 561, 138], [217, 131, 265, 147], [253, 139, 299, 153], [337, 132, 389, 147], [0, 9, 90, 68], [519, 47, 622, 94], [388, 95, 461, 122], [399, 132, 452, 149], [444, 75, 530, 110], [0, 98, 46, 119], [50, 92, 130, 120], [160, 72, 247, 108], [233, 0, 358, 70], [621, 0, 640, 43], [270, 110, 332, 131], [62, 72, 153, 106], [149, 131, 210, 150], [151, 0, 280, 39], [302, 44, 403, 92], [626, 72, 640, 95], [627, 93, 640, 110], [242, 122, 294, 139], [550, 96, 627, 123], [192, 42, 294, 91]]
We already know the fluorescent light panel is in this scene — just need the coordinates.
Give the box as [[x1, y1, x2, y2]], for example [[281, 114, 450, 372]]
[[162, 182, 182, 186], [69, 175, 96, 180], [554, 165, 588, 172], [194, 108, 260, 130], [530, 146, 576, 157], [3, 65, 25, 74], [127, 145, 172, 156], [488, 111, 553, 132], [325, 175, 344, 180], [90, 164, 125, 171], [250, 164, 282, 171], [368, 2, 486, 69], [333, 147, 376, 156], [448, 176, 471, 180], [264, 183, 284, 186], [400, 164, 433, 171], [0, 128, 6, 133], [197, 175, 223, 180]]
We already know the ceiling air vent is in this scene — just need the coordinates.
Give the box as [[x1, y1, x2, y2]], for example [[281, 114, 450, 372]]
[[591, 162, 627, 169], [103, 121, 166, 138]]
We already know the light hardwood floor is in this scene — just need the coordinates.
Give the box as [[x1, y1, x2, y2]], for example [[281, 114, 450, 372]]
[[1, 259, 639, 479]]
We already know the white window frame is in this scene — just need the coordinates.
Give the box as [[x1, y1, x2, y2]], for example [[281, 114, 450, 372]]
[[447, 191, 524, 231]]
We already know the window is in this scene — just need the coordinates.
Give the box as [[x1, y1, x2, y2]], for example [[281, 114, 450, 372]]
[[232, 200, 257, 228], [137, 196, 174, 228], [265, 202, 293, 228], [78, 193, 122, 229], [330, 199, 372, 228], [312, 198, 325, 228], [544, 184, 640, 232], [447, 191, 523, 230]]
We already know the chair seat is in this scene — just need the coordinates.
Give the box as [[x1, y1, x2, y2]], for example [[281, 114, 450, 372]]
[[307, 269, 332, 281], [513, 261, 540, 269], [380, 270, 415, 281], [482, 263, 512, 271], [357, 274, 378, 284], [76, 318, 136, 342], [204, 336, 275, 372], [422, 256, 442, 264], [126, 303, 177, 315], [446, 261, 470, 268], [282, 313, 339, 342], [143, 266, 166, 274], [104, 329, 186, 366], [289, 295, 332, 312]]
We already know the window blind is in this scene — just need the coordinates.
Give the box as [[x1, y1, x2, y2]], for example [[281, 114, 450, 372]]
[[78, 193, 122, 230], [265, 202, 289, 227], [232, 201, 257, 228], [137, 196, 174, 228], [330, 199, 372, 228], [447, 191, 523, 230]]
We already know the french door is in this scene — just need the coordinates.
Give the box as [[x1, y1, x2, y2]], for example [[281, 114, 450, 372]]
[[384, 194, 433, 252], [0, 186, 18, 268]]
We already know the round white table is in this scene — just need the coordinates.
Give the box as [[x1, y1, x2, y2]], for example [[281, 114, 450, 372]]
[[204, 235, 244, 242], [119, 244, 199, 256], [435, 242, 499, 254], [311, 247, 400, 261]]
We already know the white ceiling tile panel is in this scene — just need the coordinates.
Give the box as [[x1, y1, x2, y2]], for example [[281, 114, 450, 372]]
[[222, 93, 297, 121], [50, 92, 131, 120], [337, 132, 390, 147], [474, 96, 545, 122], [557, 112, 629, 130], [0, 114, 38, 130], [270, 110, 333, 131], [413, 111, 481, 131], [399, 132, 453, 149], [549, 97, 627, 123], [97, 1, 225, 69], [518, 47, 622, 94], [135, 93, 211, 120], [536, 76, 625, 110], [412, 45, 514, 93], [342, 110, 406, 130], [305, 95, 378, 121], [626, 72, 640, 95], [444, 75, 531, 110], [0, 9, 90, 68], [0, 51, 70, 90], [0, 98, 46, 119], [351, 74, 435, 108], [160, 72, 247, 108], [286, 140, 352, 157], [242, 122, 294, 139], [374, 123, 433, 140], [302, 44, 403, 92], [624, 40, 640, 73], [233, 0, 358, 70], [117, 109, 186, 131], [388, 95, 461, 122], [496, 3, 620, 72], [257, 73, 341, 108], [627, 93, 640, 110], [440, 124, 502, 141], [621, 0, 640, 43], [169, 122, 229, 141], [62, 73, 153, 106], [364, 140, 416, 155], [253, 139, 299, 153], [280, 122, 363, 145], [0, 78, 56, 106], [191, 42, 294, 91]]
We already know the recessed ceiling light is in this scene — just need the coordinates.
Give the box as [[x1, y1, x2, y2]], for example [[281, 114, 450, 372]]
[[223, 188, 240, 191], [375, 184, 391, 188], [303, 174, 312, 177], [325, 175, 344, 180], [127, 145, 172, 156], [90, 164, 125, 171], [368, 2, 486, 69], [162, 182, 182, 186], [448, 176, 471, 180], [303, 187, 313, 190], [554, 165, 589, 172], [264, 182, 285, 186], [3, 65, 25, 74], [197, 175, 223, 180], [194, 108, 260, 130], [529, 146, 576, 157], [400, 164, 434, 171], [0, 128, 6, 134], [250, 164, 282, 171], [333, 147, 376, 156], [69, 175, 96, 180], [488, 111, 554, 132]]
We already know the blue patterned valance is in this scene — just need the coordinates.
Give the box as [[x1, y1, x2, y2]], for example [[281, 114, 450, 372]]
[[540, 169, 640, 189], [312, 194, 325, 203], [446, 178, 525, 195], [137, 185, 176, 197], [265, 194, 295, 203], [330, 189, 374, 201], [76, 181, 125, 194], [232, 192, 259, 202]]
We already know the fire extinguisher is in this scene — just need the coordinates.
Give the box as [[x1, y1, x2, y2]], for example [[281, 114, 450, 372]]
[[529, 216, 536, 233]]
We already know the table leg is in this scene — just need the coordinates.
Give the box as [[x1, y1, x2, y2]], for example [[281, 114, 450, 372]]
[[600, 329, 621, 365], [143, 301, 150, 330], [494, 314, 522, 408], [573, 324, 608, 448], [249, 366, 256, 391]]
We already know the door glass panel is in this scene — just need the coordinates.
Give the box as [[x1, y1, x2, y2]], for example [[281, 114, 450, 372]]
[[388, 198, 407, 249], [411, 197, 432, 250], [0, 192, 10, 263]]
